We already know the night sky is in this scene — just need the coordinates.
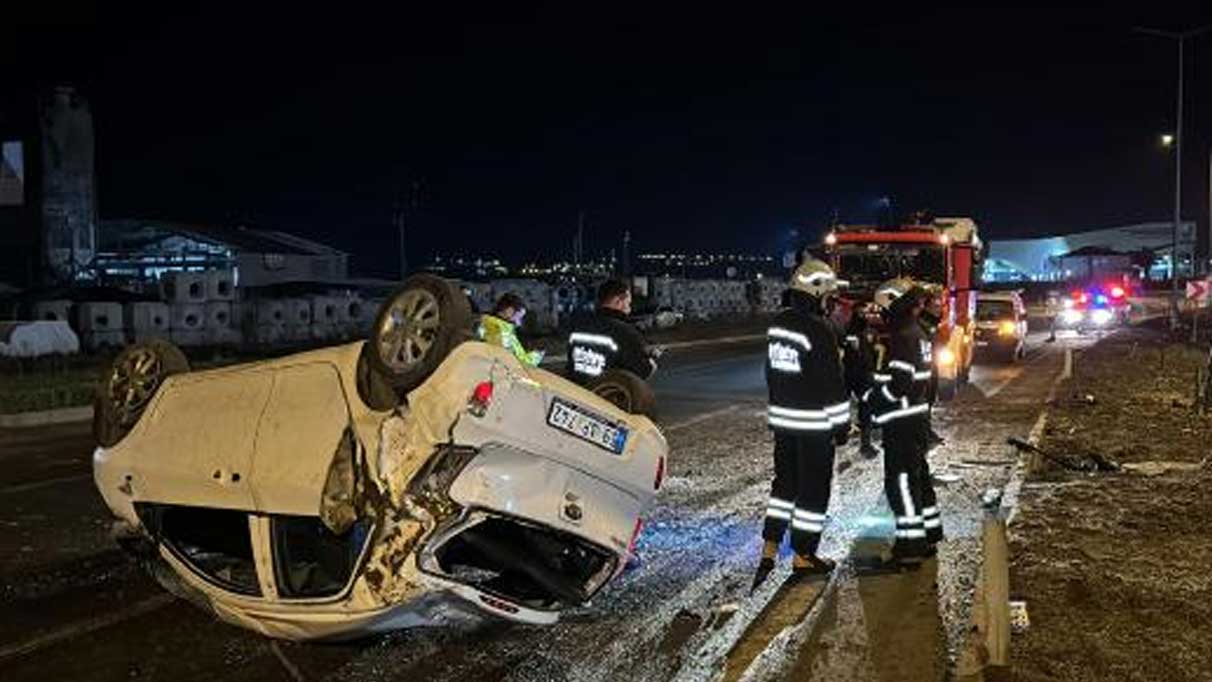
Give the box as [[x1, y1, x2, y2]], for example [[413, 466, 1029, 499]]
[[7, 4, 1212, 276]]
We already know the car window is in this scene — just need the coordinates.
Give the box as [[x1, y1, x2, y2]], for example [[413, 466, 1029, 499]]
[[159, 505, 261, 596], [272, 516, 371, 599], [977, 300, 1015, 320]]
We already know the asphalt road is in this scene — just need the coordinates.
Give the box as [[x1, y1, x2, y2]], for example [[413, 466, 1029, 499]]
[[0, 330, 1087, 681]]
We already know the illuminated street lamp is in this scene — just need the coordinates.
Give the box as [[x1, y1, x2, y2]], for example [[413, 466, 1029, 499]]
[[1136, 24, 1212, 327], [1161, 133, 1175, 147]]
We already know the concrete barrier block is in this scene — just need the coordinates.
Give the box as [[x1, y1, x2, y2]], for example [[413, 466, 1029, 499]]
[[171, 303, 206, 332], [161, 272, 208, 304], [254, 299, 288, 326], [287, 325, 312, 343], [125, 302, 171, 342], [254, 324, 288, 346], [311, 322, 339, 342], [206, 326, 243, 347], [205, 302, 234, 330], [284, 299, 311, 326], [32, 300, 73, 323], [77, 302, 124, 333], [310, 296, 341, 326], [207, 269, 236, 301]]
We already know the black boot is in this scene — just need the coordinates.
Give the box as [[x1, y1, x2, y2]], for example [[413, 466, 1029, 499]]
[[927, 428, 945, 447], [750, 557, 776, 593], [859, 428, 880, 459], [890, 539, 931, 567]]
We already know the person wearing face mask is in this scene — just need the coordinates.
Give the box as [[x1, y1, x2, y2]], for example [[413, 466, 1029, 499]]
[[478, 292, 545, 367]]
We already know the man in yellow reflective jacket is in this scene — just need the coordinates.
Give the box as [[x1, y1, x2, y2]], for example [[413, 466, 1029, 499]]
[[478, 292, 544, 367]]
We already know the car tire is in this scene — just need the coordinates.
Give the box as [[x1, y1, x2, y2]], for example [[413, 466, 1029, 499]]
[[355, 342, 400, 411], [368, 274, 474, 395], [93, 340, 190, 447], [588, 369, 657, 417]]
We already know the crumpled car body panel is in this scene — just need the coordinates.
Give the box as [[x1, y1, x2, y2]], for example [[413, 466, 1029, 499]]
[[93, 340, 667, 640]]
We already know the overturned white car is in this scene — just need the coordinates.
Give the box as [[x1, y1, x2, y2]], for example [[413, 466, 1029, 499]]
[[92, 275, 667, 640]]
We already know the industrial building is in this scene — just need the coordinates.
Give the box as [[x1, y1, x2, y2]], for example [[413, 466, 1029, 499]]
[[95, 219, 350, 291], [982, 221, 1197, 283]]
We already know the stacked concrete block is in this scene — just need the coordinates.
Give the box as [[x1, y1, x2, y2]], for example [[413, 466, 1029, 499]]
[[284, 299, 312, 343], [205, 302, 242, 346], [207, 269, 236, 302], [248, 299, 287, 346], [78, 302, 126, 350], [161, 271, 208, 305], [756, 279, 785, 312], [125, 302, 171, 343], [32, 300, 73, 323], [309, 296, 342, 342], [170, 303, 206, 347], [335, 297, 368, 338]]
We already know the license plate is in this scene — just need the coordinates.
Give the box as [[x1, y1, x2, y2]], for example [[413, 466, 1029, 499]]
[[547, 398, 628, 454], [976, 340, 989, 347]]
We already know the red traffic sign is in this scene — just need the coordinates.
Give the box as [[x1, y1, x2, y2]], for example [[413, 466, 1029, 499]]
[[1187, 279, 1211, 301]]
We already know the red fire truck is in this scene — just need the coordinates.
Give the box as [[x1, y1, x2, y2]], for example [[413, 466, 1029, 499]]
[[824, 217, 984, 400]]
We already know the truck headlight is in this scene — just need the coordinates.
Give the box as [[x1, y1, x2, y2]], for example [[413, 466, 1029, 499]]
[[1091, 309, 1113, 325], [998, 321, 1016, 336], [937, 347, 955, 367]]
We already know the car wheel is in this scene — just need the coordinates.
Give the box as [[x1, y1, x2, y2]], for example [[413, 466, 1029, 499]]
[[588, 369, 657, 417], [94, 340, 190, 447], [369, 274, 474, 394]]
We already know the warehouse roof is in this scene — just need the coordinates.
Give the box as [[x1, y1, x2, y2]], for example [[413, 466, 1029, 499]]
[[100, 219, 347, 257]]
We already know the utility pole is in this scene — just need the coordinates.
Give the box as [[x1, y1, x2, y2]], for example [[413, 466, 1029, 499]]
[[394, 180, 424, 280], [622, 230, 632, 276], [393, 196, 406, 280], [1136, 24, 1212, 328], [575, 210, 585, 269]]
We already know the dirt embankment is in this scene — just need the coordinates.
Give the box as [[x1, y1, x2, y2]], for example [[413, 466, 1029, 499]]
[[1010, 328, 1212, 681]]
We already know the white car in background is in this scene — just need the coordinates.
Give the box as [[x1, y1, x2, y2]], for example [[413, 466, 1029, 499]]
[[974, 290, 1028, 362], [92, 275, 667, 640]]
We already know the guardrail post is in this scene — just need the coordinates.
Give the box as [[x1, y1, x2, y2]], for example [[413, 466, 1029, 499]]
[[957, 488, 1013, 681]]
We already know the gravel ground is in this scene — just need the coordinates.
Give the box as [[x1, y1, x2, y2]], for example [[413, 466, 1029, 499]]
[[1010, 327, 1212, 682], [323, 346, 1073, 682]]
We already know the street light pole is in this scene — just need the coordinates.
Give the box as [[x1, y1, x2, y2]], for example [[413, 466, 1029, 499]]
[[1176, 36, 1184, 314], [1136, 24, 1212, 328]]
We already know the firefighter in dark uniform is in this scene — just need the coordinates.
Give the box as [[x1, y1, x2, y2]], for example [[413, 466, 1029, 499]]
[[753, 259, 850, 589], [842, 310, 880, 459], [867, 279, 944, 562], [919, 294, 946, 447], [566, 278, 659, 386]]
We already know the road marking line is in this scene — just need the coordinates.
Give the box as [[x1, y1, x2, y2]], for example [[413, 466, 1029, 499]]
[[664, 405, 743, 432], [269, 640, 307, 682], [0, 593, 175, 662], [0, 472, 91, 496]]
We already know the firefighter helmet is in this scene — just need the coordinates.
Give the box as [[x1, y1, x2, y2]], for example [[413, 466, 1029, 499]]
[[873, 278, 924, 315], [788, 258, 840, 298]]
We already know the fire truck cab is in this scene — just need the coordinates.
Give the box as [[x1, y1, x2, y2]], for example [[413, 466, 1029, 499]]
[[824, 217, 983, 401]]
